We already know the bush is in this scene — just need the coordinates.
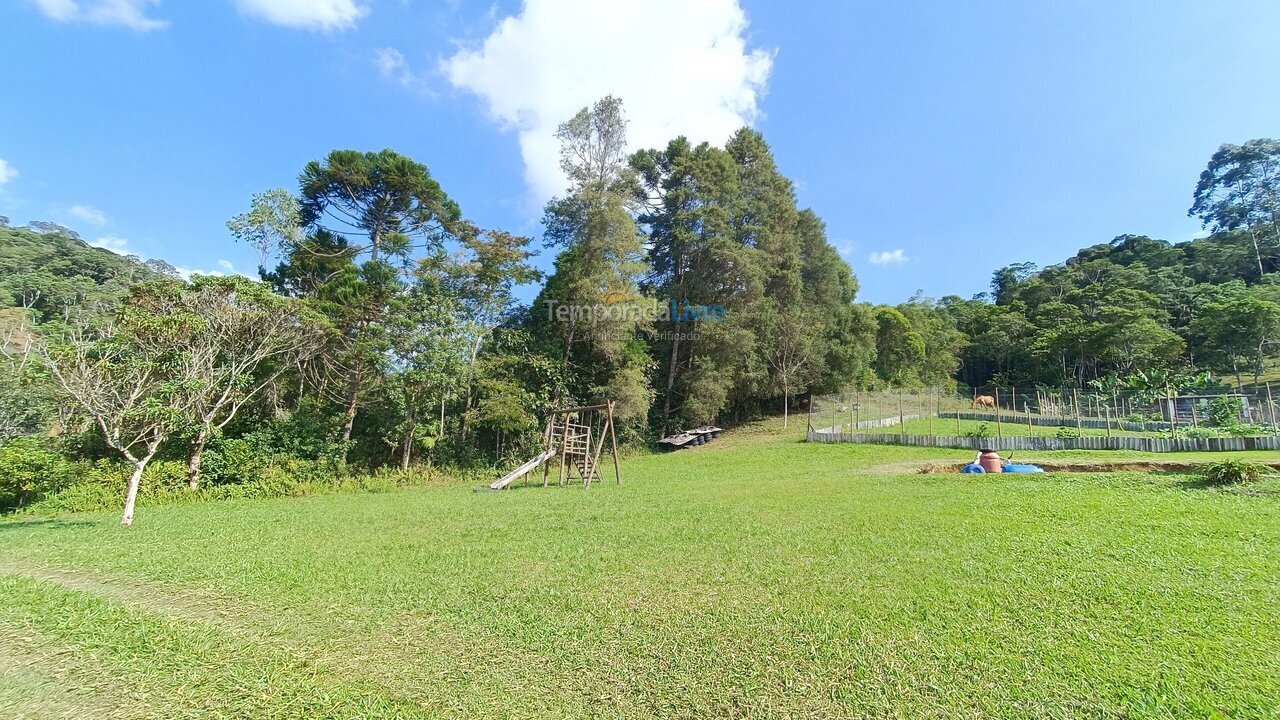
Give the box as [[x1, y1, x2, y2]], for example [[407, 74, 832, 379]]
[[1198, 459, 1270, 486], [201, 437, 268, 485], [1055, 426, 1081, 440], [1208, 397, 1245, 427], [1221, 423, 1270, 438], [963, 422, 991, 439], [0, 438, 72, 511]]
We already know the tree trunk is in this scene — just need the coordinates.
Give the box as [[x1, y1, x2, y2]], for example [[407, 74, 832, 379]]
[[340, 364, 360, 453], [400, 408, 415, 472], [461, 336, 483, 440], [782, 389, 789, 428], [400, 435, 413, 471], [121, 456, 152, 526], [1249, 228, 1266, 279], [186, 427, 209, 490], [663, 325, 681, 418]]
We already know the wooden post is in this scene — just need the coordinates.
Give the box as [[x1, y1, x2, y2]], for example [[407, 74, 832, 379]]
[[955, 395, 962, 437], [1190, 400, 1200, 429], [1166, 385, 1177, 433], [541, 417, 553, 487], [1267, 384, 1278, 434], [1105, 405, 1112, 439], [994, 387, 1003, 439], [855, 389, 861, 430], [927, 393, 934, 437], [608, 401, 621, 485], [807, 394, 814, 434], [588, 411, 608, 489], [849, 391, 855, 438], [1074, 390, 1083, 434], [1026, 390, 1034, 437], [557, 413, 570, 486], [898, 392, 905, 442], [832, 400, 838, 434]]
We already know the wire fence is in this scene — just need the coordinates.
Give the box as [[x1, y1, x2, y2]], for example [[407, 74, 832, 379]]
[[807, 386, 1280, 452]]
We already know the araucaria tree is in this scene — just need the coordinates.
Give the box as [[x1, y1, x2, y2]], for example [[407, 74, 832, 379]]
[[231, 149, 465, 458]]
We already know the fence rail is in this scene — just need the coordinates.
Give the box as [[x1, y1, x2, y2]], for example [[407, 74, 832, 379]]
[[938, 412, 1174, 433], [807, 387, 1280, 454], [808, 429, 1280, 453]]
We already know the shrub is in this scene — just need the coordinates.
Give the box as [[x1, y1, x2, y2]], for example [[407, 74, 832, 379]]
[[1222, 423, 1269, 438], [201, 437, 268, 485], [963, 422, 991, 439], [1198, 459, 1270, 486], [0, 438, 72, 511], [1055, 426, 1081, 440], [1208, 397, 1244, 427]]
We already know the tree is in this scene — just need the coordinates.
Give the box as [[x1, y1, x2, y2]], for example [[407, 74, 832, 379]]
[[1190, 139, 1280, 278], [456, 229, 540, 437], [231, 150, 466, 457], [384, 250, 470, 469], [765, 307, 817, 427], [131, 276, 332, 489], [873, 307, 925, 386], [1191, 283, 1280, 388], [37, 291, 199, 525], [534, 97, 653, 423]]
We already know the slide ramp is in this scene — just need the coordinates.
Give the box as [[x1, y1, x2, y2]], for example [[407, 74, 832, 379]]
[[488, 447, 557, 490]]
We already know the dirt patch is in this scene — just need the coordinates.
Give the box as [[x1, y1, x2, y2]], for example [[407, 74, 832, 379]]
[[915, 460, 1280, 474]]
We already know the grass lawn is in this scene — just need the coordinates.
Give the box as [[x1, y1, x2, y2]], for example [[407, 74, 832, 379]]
[[2, 421, 1279, 718]]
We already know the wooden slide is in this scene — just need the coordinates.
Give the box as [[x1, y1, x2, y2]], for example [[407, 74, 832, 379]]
[[487, 447, 558, 490]]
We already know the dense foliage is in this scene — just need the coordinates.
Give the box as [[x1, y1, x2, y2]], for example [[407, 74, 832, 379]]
[[3, 120, 1279, 522], [949, 139, 1280, 390]]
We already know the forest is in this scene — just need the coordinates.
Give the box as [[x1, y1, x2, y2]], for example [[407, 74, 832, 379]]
[[1, 99, 1277, 521]]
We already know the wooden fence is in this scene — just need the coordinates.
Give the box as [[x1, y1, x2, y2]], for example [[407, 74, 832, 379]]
[[938, 411, 1173, 432], [808, 429, 1280, 453], [812, 414, 923, 435]]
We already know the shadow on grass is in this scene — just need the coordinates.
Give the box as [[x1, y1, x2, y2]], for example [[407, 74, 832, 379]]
[[1173, 476, 1280, 494], [0, 517, 97, 532]]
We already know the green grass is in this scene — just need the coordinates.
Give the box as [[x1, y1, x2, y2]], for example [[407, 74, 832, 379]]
[[2, 422, 1279, 718]]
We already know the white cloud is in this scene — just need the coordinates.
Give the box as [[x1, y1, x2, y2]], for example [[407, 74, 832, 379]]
[[175, 266, 226, 281], [869, 249, 909, 266], [374, 47, 415, 86], [91, 235, 131, 254], [30, 0, 168, 31], [91, 236, 242, 281], [441, 0, 774, 204], [833, 240, 856, 258], [0, 158, 17, 187], [233, 0, 365, 31], [68, 204, 108, 226]]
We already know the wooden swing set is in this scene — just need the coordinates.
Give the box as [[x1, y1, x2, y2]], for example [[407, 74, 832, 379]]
[[487, 401, 621, 490]]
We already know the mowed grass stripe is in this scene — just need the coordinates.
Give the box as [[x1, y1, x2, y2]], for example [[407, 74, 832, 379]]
[[0, 575, 434, 719], [1, 429, 1279, 717]]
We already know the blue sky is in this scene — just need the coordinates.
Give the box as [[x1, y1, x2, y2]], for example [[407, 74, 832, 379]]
[[1, 0, 1278, 304]]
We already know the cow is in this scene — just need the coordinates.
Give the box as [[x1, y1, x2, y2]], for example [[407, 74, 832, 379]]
[[971, 394, 996, 409]]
